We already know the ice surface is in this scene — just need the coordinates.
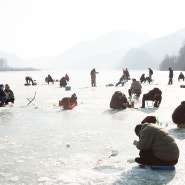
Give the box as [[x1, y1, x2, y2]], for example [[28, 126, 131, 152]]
[[0, 70, 185, 185]]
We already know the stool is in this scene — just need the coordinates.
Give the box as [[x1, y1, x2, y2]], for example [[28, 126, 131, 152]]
[[146, 101, 154, 107]]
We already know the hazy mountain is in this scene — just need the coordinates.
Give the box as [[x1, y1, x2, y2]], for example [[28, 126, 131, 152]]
[[121, 28, 185, 69], [2, 28, 185, 70], [49, 30, 153, 70], [121, 48, 158, 70]]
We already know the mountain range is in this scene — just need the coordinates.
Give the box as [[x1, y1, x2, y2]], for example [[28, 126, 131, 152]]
[[1, 28, 185, 70]]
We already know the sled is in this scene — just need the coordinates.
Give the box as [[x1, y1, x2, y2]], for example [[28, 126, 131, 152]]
[[150, 166, 175, 171], [180, 85, 185, 88], [63, 102, 77, 110]]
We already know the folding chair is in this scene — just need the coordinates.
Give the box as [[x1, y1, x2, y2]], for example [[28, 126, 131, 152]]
[[146, 100, 154, 107], [27, 91, 37, 106]]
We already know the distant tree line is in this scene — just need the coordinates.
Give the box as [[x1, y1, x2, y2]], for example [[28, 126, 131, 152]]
[[0, 57, 39, 71], [160, 42, 185, 71], [0, 58, 7, 68]]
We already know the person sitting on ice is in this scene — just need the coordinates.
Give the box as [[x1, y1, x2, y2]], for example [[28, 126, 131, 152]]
[[0, 84, 6, 107], [140, 87, 162, 108], [128, 79, 142, 98], [172, 101, 185, 128], [25, 76, 34, 85], [4, 84, 15, 105], [115, 75, 127, 87], [178, 72, 185, 81], [133, 123, 179, 166], [60, 76, 68, 87], [46, 74, 54, 84], [110, 91, 130, 109], [140, 74, 146, 84], [59, 93, 77, 109]]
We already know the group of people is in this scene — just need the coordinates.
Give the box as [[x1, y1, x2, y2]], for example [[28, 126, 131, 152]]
[[0, 84, 14, 107], [109, 89, 180, 167], [108, 67, 185, 167], [115, 68, 130, 87], [111, 76, 162, 109], [44, 74, 70, 87], [140, 68, 153, 84], [109, 88, 180, 167], [2, 67, 185, 168]]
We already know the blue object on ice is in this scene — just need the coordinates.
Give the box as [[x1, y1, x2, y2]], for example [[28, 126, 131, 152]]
[[65, 86, 71, 91], [150, 166, 175, 170]]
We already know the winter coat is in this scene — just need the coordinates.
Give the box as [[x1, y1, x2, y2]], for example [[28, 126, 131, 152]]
[[169, 69, 173, 78], [110, 91, 128, 109], [149, 69, 153, 75], [131, 81, 142, 91], [136, 123, 179, 161], [4, 89, 14, 99], [145, 88, 162, 100], [172, 101, 185, 124], [0, 88, 6, 97], [60, 77, 67, 87]]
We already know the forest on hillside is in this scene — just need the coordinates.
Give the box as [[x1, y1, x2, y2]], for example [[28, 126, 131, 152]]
[[160, 42, 185, 70]]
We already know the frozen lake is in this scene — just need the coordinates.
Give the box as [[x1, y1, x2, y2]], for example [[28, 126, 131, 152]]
[[0, 69, 185, 185]]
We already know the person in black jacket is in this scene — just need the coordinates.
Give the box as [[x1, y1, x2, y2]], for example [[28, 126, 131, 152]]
[[178, 72, 184, 81], [172, 101, 185, 128], [0, 84, 6, 107], [110, 91, 129, 109], [168, 67, 173, 85], [140, 88, 162, 108], [140, 74, 146, 84], [148, 68, 153, 81], [60, 76, 67, 87]]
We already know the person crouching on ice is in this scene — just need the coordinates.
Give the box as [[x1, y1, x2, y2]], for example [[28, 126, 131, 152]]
[[110, 91, 130, 110], [140, 87, 162, 108], [133, 123, 179, 166], [172, 101, 185, 128]]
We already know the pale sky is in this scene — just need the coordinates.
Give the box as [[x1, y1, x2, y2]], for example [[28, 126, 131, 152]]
[[0, 0, 185, 60]]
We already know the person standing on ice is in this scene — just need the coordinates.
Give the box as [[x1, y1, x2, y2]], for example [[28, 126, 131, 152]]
[[125, 68, 130, 80], [168, 67, 173, 85], [133, 123, 179, 166], [90, 68, 99, 87], [148, 68, 153, 81], [172, 101, 185, 128]]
